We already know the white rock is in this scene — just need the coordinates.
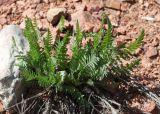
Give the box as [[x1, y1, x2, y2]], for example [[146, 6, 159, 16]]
[[141, 16, 155, 22], [0, 25, 29, 108]]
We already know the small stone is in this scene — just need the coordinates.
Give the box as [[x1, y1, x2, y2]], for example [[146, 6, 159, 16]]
[[146, 46, 158, 58], [105, 0, 121, 10], [0, 17, 7, 25], [121, 2, 130, 11], [139, 0, 144, 4], [34, 0, 42, 4], [70, 4, 75, 9], [75, 4, 87, 11], [141, 57, 152, 68], [86, 0, 104, 13], [43, 0, 49, 3], [116, 26, 126, 35], [0, 0, 15, 6], [16, 1, 25, 6], [108, 14, 119, 27], [22, 8, 36, 19], [151, 38, 159, 47], [143, 100, 157, 114], [47, 8, 67, 25], [70, 11, 101, 32]]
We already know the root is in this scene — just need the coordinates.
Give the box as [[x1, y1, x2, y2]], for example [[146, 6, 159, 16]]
[[94, 95, 119, 114]]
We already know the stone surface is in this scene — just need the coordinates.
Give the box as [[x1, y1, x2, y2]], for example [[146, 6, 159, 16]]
[[85, 0, 104, 13], [105, 0, 121, 10], [155, 0, 160, 5], [75, 3, 87, 11], [146, 46, 158, 58], [70, 11, 101, 32], [47, 8, 67, 25], [141, 57, 152, 68], [22, 8, 36, 19], [0, 101, 3, 112], [0, 25, 29, 109], [34, 0, 42, 4], [0, 17, 7, 25], [0, 0, 15, 6], [143, 101, 157, 114]]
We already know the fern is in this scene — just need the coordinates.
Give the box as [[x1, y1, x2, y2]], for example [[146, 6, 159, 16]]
[[17, 17, 144, 111]]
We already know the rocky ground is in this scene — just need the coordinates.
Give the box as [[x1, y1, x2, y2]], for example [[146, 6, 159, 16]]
[[0, 0, 160, 114]]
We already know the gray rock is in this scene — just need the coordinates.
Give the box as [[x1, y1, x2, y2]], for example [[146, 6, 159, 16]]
[[47, 8, 67, 25], [0, 25, 29, 108]]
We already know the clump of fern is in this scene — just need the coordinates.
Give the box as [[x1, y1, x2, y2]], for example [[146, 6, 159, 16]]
[[18, 17, 144, 111]]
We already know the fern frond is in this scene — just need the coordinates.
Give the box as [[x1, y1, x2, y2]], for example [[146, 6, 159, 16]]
[[55, 32, 69, 70], [93, 30, 101, 50], [21, 69, 38, 81], [101, 17, 113, 50], [78, 54, 99, 79], [76, 21, 83, 47], [24, 18, 41, 62], [43, 30, 52, 56], [36, 75, 55, 87], [24, 17, 39, 41], [126, 29, 144, 53]]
